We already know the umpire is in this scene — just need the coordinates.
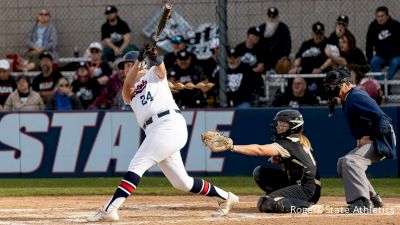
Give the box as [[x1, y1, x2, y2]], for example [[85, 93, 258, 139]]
[[324, 67, 396, 213]]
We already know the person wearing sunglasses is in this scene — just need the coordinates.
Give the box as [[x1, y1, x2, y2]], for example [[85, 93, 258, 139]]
[[25, 9, 58, 71], [46, 76, 82, 110]]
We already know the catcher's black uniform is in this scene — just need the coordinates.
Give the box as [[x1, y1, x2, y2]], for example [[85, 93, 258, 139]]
[[254, 136, 321, 213]]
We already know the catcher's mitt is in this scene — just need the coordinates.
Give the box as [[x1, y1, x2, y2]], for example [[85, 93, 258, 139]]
[[201, 131, 234, 152]]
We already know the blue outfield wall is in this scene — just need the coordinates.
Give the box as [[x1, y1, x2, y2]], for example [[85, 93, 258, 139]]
[[0, 107, 398, 178]]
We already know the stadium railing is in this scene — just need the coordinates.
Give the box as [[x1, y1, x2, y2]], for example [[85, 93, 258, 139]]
[[263, 72, 388, 103]]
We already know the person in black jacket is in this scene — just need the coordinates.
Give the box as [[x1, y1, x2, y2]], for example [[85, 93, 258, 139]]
[[325, 30, 367, 67], [366, 6, 400, 80], [328, 15, 349, 47], [225, 109, 321, 213], [324, 67, 396, 213], [258, 7, 291, 71], [226, 48, 257, 108]]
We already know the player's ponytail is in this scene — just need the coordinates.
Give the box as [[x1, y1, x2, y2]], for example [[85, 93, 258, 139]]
[[293, 133, 312, 151]]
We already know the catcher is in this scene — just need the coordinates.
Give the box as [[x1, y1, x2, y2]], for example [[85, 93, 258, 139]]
[[202, 109, 321, 213]]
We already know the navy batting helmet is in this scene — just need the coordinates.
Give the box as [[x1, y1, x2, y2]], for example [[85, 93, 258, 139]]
[[117, 51, 139, 70], [271, 109, 304, 141]]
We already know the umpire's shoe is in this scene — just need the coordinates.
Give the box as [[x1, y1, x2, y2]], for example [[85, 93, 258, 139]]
[[347, 197, 372, 213], [371, 194, 384, 208], [215, 192, 239, 216], [87, 206, 119, 222]]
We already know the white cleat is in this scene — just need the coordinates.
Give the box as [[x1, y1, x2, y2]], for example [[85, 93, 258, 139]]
[[215, 192, 239, 216], [87, 207, 119, 222]]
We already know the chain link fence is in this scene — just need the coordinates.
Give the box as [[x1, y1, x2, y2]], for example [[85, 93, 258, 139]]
[[1, 0, 400, 108]]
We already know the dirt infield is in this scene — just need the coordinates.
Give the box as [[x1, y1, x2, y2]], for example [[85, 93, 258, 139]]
[[0, 196, 399, 224]]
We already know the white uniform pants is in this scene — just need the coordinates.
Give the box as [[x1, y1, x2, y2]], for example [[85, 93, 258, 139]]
[[128, 113, 194, 192]]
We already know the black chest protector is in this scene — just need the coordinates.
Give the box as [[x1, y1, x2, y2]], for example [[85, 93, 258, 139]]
[[275, 138, 320, 185]]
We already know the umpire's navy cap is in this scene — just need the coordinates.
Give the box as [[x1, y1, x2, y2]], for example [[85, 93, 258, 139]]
[[117, 51, 139, 70]]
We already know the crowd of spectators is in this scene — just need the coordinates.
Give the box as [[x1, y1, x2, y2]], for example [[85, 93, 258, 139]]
[[2, 5, 399, 111]]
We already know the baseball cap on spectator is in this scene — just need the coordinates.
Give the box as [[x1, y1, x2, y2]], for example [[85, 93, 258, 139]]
[[170, 35, 185, 44], [336, 15, 349, 26], [0, 59, 10, 70], [267, 7, 279, 18], [227, 48, 240, 57], [39, 51, 53, 61], [176, 50, 191, 60], [89, 42, 103, 51], [105, 5, 117, 14], [312, 22, 325, 34], [247, 26, 262, 36]]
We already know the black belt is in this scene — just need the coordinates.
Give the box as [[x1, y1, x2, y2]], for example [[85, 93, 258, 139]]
[[143, 109, 181, 129]]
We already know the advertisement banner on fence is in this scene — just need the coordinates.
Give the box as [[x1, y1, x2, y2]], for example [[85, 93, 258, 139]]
[[0, 108, 398, 178]]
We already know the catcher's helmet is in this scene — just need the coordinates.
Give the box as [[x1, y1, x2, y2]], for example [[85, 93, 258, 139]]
[[117, 51, 139, 70], [271, 109, 304, 141]]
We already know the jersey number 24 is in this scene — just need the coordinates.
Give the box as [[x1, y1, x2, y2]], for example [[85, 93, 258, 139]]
[[140, 92, 154, 105]]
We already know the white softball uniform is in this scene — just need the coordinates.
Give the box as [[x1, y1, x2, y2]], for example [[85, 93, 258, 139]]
[[127, 67, 194, 191]]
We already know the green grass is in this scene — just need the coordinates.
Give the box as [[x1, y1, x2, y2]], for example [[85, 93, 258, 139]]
[[0, 177, 399, 197]]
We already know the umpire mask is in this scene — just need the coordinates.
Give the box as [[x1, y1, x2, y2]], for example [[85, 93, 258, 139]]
[[323, 67, 352, 117]]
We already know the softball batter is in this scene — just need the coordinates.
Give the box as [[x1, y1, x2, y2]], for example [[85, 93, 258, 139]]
[[88, 47, 238, 222]]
